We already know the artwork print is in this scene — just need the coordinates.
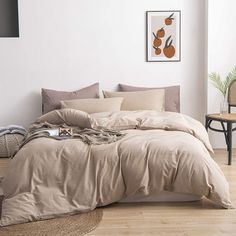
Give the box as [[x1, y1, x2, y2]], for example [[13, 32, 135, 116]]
[[146, 11, 181, 62]]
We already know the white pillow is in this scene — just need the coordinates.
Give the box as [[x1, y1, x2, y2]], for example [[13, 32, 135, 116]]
[[60, 97, 124, 114], [103, 89, 165, 111]]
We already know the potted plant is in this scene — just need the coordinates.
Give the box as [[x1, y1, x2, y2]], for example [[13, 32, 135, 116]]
[[209, 67, 236, 114]]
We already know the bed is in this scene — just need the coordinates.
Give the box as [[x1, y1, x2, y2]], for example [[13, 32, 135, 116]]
[[0, 108, 232, 226], [0, 85, 233, 226]]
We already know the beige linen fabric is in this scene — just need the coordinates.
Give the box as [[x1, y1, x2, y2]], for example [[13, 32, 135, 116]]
[[35, 109, 93, 129], [0, 109, 232, 226], [60, 98, 124, 114], [103, 89, 165, 112], [119, 84, 180, 112]]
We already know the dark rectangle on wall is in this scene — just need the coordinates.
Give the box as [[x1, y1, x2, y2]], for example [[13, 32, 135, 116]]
[[0, 0, 19, 37]]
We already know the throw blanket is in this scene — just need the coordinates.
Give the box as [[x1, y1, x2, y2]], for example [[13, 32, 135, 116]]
[[0, 125, 26, 137], [0, 109, 233, 226], [16, 122, 125, 152]]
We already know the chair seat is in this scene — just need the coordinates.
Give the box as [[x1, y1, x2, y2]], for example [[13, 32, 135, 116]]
[[206, 113, 236, 122]]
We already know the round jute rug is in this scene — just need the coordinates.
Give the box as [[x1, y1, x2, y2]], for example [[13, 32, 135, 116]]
[[0, 209, 103, 236]]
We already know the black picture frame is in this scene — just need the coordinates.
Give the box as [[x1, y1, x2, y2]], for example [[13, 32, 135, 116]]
[[0, 0, 19, 37]]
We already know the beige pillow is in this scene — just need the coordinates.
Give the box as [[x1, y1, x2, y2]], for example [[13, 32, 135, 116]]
[[119, 84, 180, 112], [60, 97, 124, 114], [103, 89, 165, 111]]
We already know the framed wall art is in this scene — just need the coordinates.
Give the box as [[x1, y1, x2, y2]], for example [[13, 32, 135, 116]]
[[146, 10, 181, 62]]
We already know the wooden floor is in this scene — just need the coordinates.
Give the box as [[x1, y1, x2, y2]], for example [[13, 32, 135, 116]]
[[1, 150, 236, 235]]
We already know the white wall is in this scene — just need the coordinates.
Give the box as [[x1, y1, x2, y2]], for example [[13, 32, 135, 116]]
[[208, 0, 236, 148], [0, 0, 207, 127]]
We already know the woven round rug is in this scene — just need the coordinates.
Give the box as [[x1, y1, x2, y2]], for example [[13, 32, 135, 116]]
[[0, 209, 103, 236]]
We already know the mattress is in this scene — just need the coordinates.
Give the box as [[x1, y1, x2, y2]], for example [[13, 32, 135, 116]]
[[120, 191, 203, 203]]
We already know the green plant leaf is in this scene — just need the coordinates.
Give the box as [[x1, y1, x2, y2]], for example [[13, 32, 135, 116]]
[[209, 67, 236, 98], [209, 72, 225, 96], [224, 66, 236, 95]]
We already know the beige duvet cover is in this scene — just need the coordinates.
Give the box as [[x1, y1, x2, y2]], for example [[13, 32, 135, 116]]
[[0, 109, 232, 226]]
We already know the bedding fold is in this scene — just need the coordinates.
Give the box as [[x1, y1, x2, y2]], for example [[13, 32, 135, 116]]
[[0, 109, 232, 226], [17, 122, 125, 151]]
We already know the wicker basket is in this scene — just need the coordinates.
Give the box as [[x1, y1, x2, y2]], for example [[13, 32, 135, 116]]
[[0, 134, 25, 157]]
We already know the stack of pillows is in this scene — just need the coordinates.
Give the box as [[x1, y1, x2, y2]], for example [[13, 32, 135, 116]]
[[41, 83, 180, 114]]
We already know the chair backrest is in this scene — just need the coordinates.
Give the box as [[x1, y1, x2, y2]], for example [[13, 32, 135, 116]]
[[228, 80, 236, 112], [228, 80, 236, 105]]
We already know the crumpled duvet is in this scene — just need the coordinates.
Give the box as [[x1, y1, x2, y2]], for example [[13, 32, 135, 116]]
[[0, 109, 232, 226], [16, 122, 125, 151]]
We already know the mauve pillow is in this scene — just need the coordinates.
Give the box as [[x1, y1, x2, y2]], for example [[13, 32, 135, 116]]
[[42, 83, 99, 114], [118, 84, 180, 112]]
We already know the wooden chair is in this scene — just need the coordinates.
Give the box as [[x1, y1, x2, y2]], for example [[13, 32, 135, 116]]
[[205, 80, 236, 165], [228, 80, 236, 113]]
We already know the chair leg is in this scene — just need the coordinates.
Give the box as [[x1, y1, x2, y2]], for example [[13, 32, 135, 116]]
[[227, 122, 232, 165], [205, 118, 208, 131]]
